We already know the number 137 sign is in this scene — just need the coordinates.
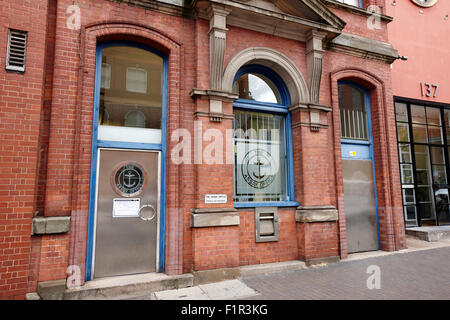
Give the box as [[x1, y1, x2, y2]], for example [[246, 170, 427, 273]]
[[420, 82, 439, 98]]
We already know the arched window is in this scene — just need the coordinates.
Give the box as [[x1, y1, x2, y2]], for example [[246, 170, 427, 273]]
[[232, 64, 295, 205]]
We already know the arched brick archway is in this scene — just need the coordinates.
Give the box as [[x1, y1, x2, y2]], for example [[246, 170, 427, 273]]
[[330, 68, 406, 258], [63, 21, 184, 283], [222, 47, 310, 106]]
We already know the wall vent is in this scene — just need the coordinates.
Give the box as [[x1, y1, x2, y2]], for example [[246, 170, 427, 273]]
[[6, 29, 27, 72]]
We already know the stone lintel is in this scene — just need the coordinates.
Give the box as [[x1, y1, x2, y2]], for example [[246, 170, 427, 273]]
[[32, 216, 71, 235], [295, 205, 338, 223], [191, 208, 240, 228]]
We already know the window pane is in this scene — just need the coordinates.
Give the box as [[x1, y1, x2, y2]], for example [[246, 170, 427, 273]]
[[395, 102, 408, 122], [427, 125, 443, 144], [233, 110, 287, 202], [338, 84, 368, 140], [417, 202, 433, 219], [404, 206, 417, 221], [412, 124, 427, 143], [411, 105, 426, 124], [444, 110, 450, 141], [233, 73, 281, 104], [404, 206, 418, 226], [99, 46, 163, 131], [415, 145, 429, 169], [417, 187, 433, 202], [415, 145, 431, 186], [403, 189, 416, 204], [396, 123, 410, 142], [401, 164, 414, 184], [126, 67, 147, 94], [399, 143, 412, 163], [430, 147, 445, 164], [426, 107, 441, 125], [432, 165, 447, 184]]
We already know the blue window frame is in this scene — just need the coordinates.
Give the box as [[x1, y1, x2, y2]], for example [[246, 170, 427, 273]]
[[232, 64, 298, 208], [85, 41, 168, 280]]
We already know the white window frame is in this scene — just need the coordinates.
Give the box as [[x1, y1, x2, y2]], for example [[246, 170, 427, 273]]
[[126, 67, 147, 94]]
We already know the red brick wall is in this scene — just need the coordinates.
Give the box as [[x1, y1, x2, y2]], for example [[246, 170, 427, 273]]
[[36, 234, 70, 282], [192, 226, 239, 271], [239, 209, 298, 266], [0, 0, 49, 300], [328, 4, 389, 43], [297, 222, 339, 261]]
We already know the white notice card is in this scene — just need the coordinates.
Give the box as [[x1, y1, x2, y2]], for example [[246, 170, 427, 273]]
[[113, 198, 140, 218]]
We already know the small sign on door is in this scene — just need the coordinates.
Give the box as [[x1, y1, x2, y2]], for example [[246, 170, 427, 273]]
[[113, 198, 140, 217]]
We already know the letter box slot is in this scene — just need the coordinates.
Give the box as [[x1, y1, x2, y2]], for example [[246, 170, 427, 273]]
[[255, 207, 279, 242]]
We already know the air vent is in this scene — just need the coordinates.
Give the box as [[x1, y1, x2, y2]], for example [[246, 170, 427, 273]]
[[6, 29, 27, 72]]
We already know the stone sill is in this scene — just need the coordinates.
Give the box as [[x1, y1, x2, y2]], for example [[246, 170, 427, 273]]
[[295, 205, 338, 222], [191, 208, 240, 228], [32, 216, 71, 235]]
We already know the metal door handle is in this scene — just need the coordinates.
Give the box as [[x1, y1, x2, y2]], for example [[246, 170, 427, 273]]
[[139, 204, 157, 221]]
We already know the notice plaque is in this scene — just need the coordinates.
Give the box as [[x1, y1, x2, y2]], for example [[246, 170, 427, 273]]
[[112, 198, 140, 217], [205, 194, 227, 204]]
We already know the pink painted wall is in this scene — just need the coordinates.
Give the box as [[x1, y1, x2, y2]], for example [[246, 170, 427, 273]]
[[386, 0, 450, 104]]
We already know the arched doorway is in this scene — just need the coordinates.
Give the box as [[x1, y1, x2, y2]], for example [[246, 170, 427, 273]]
[[86, 42, 167, 279], [339, 81, 380, 253]]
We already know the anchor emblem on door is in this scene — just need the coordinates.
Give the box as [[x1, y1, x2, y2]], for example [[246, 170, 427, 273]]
[[112, 162, 146, 197]]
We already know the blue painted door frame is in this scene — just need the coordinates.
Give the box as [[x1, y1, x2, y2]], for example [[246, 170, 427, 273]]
[[339, 80, 380, 248], [85, 41, 168, 280]]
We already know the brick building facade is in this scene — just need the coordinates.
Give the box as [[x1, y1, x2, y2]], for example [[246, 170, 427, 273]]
[[0, 0, 407, 299]]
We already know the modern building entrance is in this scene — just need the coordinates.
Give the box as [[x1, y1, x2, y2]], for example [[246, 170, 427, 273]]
[[86, 42, 167, 280], [395, 99, 450, 227], [339, 82, 379, 253]]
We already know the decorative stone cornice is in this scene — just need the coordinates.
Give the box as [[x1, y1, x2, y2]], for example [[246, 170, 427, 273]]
[[195, 0, 345, 43], [325, 32, 399, 64]]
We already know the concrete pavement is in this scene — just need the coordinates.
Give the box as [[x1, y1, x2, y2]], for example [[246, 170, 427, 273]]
[[145, 235, 450, 300]]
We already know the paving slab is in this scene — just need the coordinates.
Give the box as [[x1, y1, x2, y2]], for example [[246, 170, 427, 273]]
[[153, 280, 259, 300], [154, 286, 209, 300], [199, 280, 258, 300]]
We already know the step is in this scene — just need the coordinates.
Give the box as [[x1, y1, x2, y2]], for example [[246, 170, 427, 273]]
[[63, 272, 194, 300], [405, 226, 450, 242]]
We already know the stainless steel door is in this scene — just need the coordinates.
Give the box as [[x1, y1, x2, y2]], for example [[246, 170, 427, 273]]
[[343, 159, 378, 253], [93, 149, 160, 278]]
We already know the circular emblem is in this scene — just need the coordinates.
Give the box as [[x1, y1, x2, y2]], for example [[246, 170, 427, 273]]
[[241, 149, 276, 189], [112, 162, 146, 197]]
